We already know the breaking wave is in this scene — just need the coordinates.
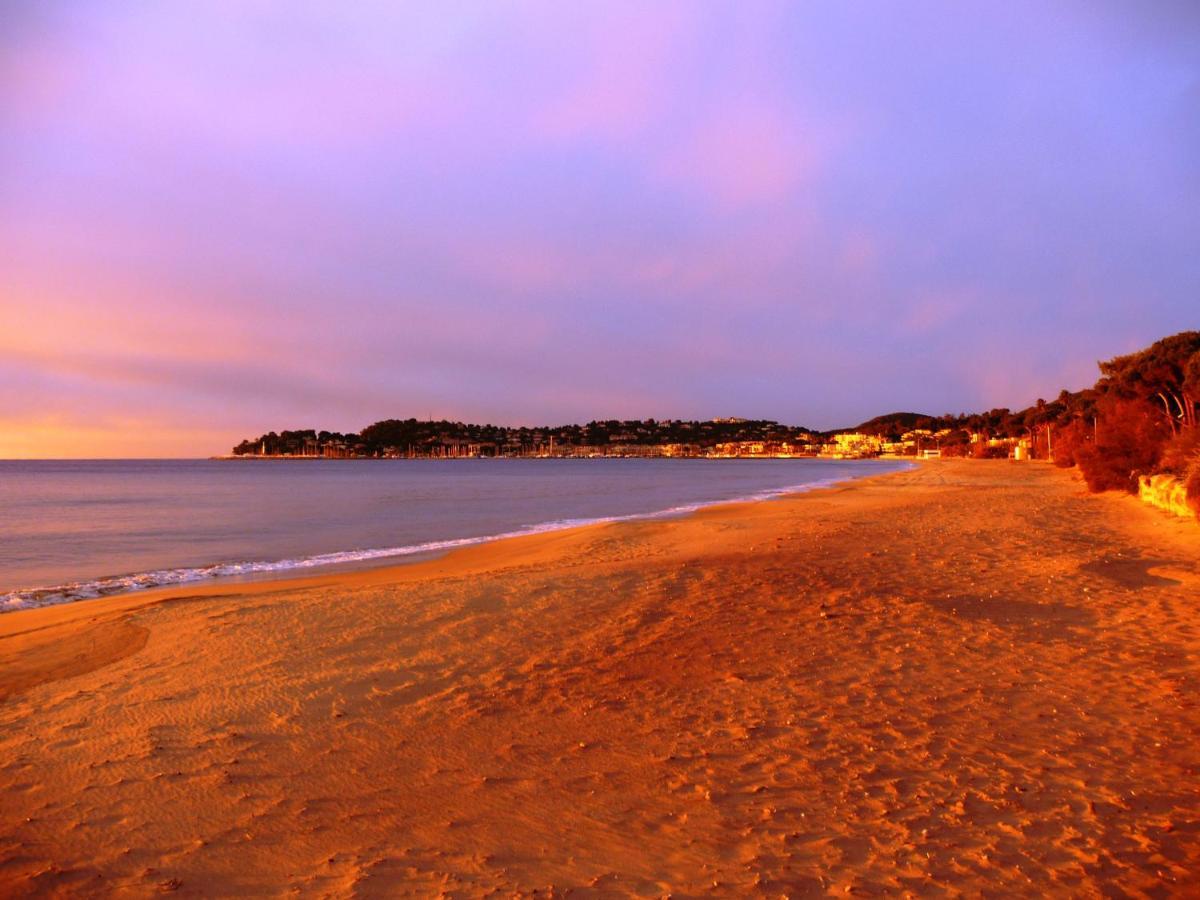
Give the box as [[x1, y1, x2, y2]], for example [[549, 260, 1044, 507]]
[[0, 476, 854, 613]]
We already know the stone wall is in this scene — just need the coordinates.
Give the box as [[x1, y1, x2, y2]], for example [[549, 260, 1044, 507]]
[[1137, 473, 1198, 521]]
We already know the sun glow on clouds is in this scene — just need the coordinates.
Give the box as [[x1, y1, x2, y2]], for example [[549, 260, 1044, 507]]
[[0, 415, 234, 460], [1, 2, 1197, 456]]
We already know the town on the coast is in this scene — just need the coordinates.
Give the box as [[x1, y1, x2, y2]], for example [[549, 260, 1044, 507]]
[[226, 333, 1200, 518], [227, 416, 1034, 461]]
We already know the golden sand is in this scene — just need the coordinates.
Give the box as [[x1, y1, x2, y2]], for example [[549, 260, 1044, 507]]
[[1, 460, 1197, 896]]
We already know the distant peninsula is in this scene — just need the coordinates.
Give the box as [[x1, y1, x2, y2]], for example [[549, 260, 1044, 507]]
[[227, 332, 1200, 510]]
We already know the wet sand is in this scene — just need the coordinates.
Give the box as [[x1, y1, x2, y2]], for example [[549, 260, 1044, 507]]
[[1, 460, 1197, 896]]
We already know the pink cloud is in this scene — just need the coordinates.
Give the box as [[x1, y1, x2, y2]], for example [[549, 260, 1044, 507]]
[[901, 289, 972, 334], [839, 232, 879, 276], [658, 102, 816, 208], [531, 4, 695, 143]]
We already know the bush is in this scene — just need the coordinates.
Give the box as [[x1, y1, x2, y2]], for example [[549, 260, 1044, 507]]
[[971, 442, 1010, 459], [1051, 418, 1092, 468], [1074, 398, 1171, 493], [1157, 428, 1200, 476], [1186, 456, 1200, 514]]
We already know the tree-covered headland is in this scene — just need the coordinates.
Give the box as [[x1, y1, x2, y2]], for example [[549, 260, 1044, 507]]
[[231, 331, 1200, 506], [232, 418, 815, 459]]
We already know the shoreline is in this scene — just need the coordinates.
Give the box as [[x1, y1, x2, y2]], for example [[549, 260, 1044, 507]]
[[2, 459, 1197, 894], [1, 460, 914, 618], [0, 461, 918, 708], [209, 454, 910, 461]]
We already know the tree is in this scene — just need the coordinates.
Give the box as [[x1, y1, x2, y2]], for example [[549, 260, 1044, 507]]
[[1074, 397, 1171, 493], [1098, 332, 1200, 434]]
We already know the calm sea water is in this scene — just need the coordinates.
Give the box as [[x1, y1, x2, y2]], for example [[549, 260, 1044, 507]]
[[0, 458, 909, 611]]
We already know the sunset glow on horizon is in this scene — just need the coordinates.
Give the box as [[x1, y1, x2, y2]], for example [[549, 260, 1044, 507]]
[[2, 2, 1197, 457]]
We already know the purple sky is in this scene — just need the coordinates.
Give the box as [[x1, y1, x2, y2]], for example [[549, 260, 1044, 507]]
[[2, 2, 1198, 456]]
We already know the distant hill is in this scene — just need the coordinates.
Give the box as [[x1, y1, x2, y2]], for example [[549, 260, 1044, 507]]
[[851, 412, 937, 435], [226, 331, 1198, 491], [229, 417, 816, 458]]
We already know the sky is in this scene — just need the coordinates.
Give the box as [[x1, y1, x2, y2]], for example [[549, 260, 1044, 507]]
[[2, 1, 1198, 457]]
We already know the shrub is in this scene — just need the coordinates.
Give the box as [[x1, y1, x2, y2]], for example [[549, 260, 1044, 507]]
[[1157, 427, 1200, 476], [1051, 418, 1092, 468], [1074, 398, 1171, 493], [1186, 456, 1200, 514], [971, 442, 1010, 459]]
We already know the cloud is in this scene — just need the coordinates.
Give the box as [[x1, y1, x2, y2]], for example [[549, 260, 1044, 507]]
[[0, 412, 237, 459], [900, 290, 971, 335], [1, 2, 1197, 454], [655, 102, 818, 209], [530, 3, 695, 144]]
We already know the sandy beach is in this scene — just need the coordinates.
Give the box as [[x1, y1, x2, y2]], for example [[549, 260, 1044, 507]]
[[1, 460, 1197, 896]]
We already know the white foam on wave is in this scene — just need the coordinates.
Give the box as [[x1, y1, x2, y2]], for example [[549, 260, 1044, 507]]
[[0, 472, 883, 613]]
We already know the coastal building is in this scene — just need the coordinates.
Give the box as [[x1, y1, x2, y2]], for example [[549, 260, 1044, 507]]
[[880, 440, 915, 456], [821, 432, 883, 458]]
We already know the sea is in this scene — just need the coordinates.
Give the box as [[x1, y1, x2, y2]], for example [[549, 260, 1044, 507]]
[[0, 458, 911, 612]]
